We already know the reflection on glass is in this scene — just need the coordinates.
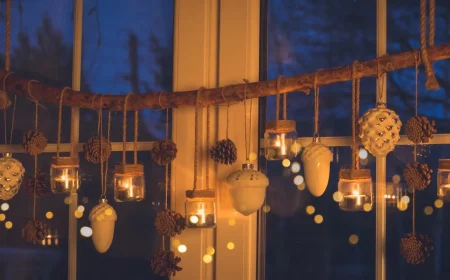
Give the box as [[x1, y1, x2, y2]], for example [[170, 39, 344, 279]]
[[50, 158, 80, 194], [185, 198, 216, 228], [114, 172, 145, 202], [437, 159, 450, 201], [338, 178, 373, 211]]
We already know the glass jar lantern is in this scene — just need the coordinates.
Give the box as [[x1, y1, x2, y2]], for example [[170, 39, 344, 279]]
[[185, 190, 216, 228], [113, 164, 145, 202], [50, 157, 79, 194], [264, 120, 299, 160], [338, 169, 373, 211], [437, 159, 450, 201]]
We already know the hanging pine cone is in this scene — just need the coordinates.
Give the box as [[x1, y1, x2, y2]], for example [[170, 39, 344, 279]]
[[155, 209, 186, 237], [209, 138, 237, 165], [83, 136, 112, 163], [151, 249, 182, 277], [23, 220, 50, 245], [151, 139, 177, 165], [403, 161, 432, 191], [24, 170, 51, 198], [22, 130, 48, 155], [400, 232, 433, 265], [405, 116, 437, 144]]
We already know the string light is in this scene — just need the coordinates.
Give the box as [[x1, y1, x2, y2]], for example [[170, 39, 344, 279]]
[[80, 226, 93, 237], [306, 205, 315, 215], [5, 221, 12, 229], [314, 215, 323, 224], [1, 203, 9, 211], [46, 211, 54, 219], [177, 245, 187, 253], [227, 242, 235, 250]]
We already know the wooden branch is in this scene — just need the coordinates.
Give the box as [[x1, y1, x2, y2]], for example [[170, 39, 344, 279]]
[[2, 43, 450, 111]]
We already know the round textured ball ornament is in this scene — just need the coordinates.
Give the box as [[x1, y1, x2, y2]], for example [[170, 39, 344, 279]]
[[0, 153, 25, 201], [227, 163, 269, 216], [301, 139, 333, 197], [89, 198, 117, 253], [358, 103, 402, 157]]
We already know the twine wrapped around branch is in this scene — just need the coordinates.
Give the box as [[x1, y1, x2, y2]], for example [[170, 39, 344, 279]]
[[420, 0, 439, 90]]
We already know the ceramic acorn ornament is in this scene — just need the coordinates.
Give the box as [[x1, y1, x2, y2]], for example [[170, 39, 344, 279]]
[[227, 85, 269, 216], [89, 99, 117, 253], [301, 75, 332, 197], [0, 153, 25, 200], [89, 198, 117, 253]]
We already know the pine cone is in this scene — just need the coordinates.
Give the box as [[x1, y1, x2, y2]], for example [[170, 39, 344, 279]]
[[151, 140, 177, 166], [22, 130, 48, 155], [23, 220, 49, 245], [24, 170, 51, 198], [155, 209, 186, 237], [405, 116, 437, 144], [403, 161, 432, 191], [83, 136, 112, 163], [209, 138, 237, 165], [400, 232, 433, 264], [151, 249, 182, 276]]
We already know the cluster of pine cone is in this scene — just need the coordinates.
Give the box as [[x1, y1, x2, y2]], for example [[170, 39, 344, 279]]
[[22, 130, 48, 155], [23, 220, 49, 245], [24, 170, 50, 198], [151, 140, 177, 166], [209, 138, 237, 165], [151, 249, 182, 277], [405, 116, 437, 144], [400, 233, 433, 265], [83, 136, 112, 163], [155, 209, 186, 237], [403, 161, 432, 191]]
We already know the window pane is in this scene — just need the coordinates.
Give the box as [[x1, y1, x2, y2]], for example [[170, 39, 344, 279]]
[[0, 1, 73, 279], [80, 0, 174, 142], [267, 0, 376, 137], [387, 0, 450, 132]]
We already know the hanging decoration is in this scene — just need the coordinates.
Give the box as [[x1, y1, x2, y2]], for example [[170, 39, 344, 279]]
[[405, 116, 436, 144], [301, 72, 332, 197], [437, 159, 450, 201], [23, 94, 49, 244], [419, 0, 439, 91], [0, 2, 25, 201], [89, 97, 117, 253], [50, 87, 80, 194], [264, 76, 299, 161], [209, 86, 237, 165], [403, 161, 432, 191], [227, 81, 269, 216], [400, 55, 433, 265], [151, 139, 177, 166], [113, 93, 145, 202], [155, 106, 185, 236], [151, 248, 182, 277], [185, 88, 216, 228], [22, 81, 47, 155], [338, 61, 373, 212]]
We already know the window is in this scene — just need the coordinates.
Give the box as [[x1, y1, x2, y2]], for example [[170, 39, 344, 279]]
[[261, 0, 450, 280], [0, 1, 174, 279]]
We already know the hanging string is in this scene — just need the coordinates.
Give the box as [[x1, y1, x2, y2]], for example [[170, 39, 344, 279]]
[[2, 72, 13, 145], [134, 109, 138, 164], [8, 94, 16, 145], [165, 108, 169, 209], [28, 80, 40, 220], [56, 87, 70, 158], [221, 86, 230, 139], [192, 88, 202, 192], [5, 0, 11, 72], [97, 95, 106, 198], [412, 54, 420, 235], [206, 104, 210, 190], [429, 0, 435, 48], [275, 76, 281, 121], [243, 80, 252, 162], [105, 104, 111, 198], [420, 0, 439, 90], [313, 72, 320, 137], [351, 61, 360, 170], [281, 78, 287, 120], [122, 93, 133, 164]]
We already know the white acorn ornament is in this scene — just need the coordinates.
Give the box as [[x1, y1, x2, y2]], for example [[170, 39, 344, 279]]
[[358, 103, 402, 157], [301, 137, 332, 197], [0, 153, 25, 200], [89, 198, 117, 253], [227, 163, 269, 216]]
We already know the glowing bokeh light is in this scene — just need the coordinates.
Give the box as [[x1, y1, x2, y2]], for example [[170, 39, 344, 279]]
[[294, 175, 304, 185], [401, 196, 410, 204], [74, 210, 83, 219], [178, 245, 187, 253], [262, 205, 271, 213], [392, 175, 401, 184], [46, 211, 54, 219], [349, 234, 359, 245], [5, 221, 12, 229], [363, 203, 372, 212], [207, 246, 216, 255], [0, 213, 5, 221], [424, 206, 433, 215], [82, 197, 89, 204], [282, 159, 291, 168], [64, 197, 72, 205], [80, 226, 93, 237], [190, 215, 199, 224], [435, 199, 444, 209], [297, 183, 306, 191], [77, 205, 85, 213], [203, 254, 213, 264], [227, 242, 235, 250], [228, 218, 236, 226], [314, 215, 324, 224], [359, 149, 368, 160], [291, 162, 301, 173], [172, 239, 181, 247], [333, 191, 344, 202], [249, 152, 257, 161], [306, 205, 315, 215], [1, 203, 9, 211], [397, 203, 408, 211]]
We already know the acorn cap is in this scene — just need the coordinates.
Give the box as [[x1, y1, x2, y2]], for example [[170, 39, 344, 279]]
[[89, 201, 117, 222], [301, 142, 332, 162]]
